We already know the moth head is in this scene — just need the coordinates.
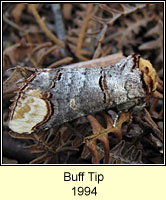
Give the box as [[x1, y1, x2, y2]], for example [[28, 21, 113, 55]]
[[138, 57, 158, 93], [8, 89, 51, 134]]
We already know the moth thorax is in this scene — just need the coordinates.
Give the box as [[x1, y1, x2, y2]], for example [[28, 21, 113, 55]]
[[8, 89, 51, 134]]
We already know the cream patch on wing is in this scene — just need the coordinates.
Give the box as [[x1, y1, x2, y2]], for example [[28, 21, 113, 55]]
[[9, 89, 49, 134], [139, 57, 158, 93]]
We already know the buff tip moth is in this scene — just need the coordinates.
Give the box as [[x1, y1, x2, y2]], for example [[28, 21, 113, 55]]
[[8, 54, 158, 134]]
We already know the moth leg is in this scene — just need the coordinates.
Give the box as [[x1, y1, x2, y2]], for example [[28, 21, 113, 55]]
[[113, 111, 121, 127], [128, 115, 133, 125], [130, 102, 147, 114]]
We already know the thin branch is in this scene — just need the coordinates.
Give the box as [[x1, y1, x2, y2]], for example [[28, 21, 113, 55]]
[[48, 57, 73, 68], [29, 4, 65, 48], [3, 14, 24, 33]]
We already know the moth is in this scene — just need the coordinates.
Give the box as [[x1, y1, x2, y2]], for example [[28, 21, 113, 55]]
[[8, 54, 158, 134]]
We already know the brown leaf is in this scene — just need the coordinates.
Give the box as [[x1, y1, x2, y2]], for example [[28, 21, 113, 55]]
[[3, 40, 34, 69], [144, 108, 163, 142], [62, 4, 73, 20], [86, 141, 100, 164], [3, 66, 35, 99], [85, 112, 130, 163], [12, 3, 26, 23], [87, 115, 104, 134], [9, 131, 35, 140], [24, 143, 45, 153]]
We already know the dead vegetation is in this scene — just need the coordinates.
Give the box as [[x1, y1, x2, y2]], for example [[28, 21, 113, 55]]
[[3, 3, 163, 164]]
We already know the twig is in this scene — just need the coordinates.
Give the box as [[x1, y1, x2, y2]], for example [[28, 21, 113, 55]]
[[51, 4, 68, 56], [3, 14, 25, 33], [144, 108, 163, 142], [51, 4, 67, 41], [153, 91, 163, 99], [37, 45, 60, 66], [149, 98, 159, 113], [157, 77, 163, 92], [92, 4, 146, 58], [48, 57, 73, 68], [29, 4, 65, 48], [31, 42, 52, 55], [3, 131, 38, 163], [76, 4, 94, 60]]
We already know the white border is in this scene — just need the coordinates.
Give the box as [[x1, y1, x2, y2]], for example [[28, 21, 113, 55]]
[[163, 0, 165, 165]]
